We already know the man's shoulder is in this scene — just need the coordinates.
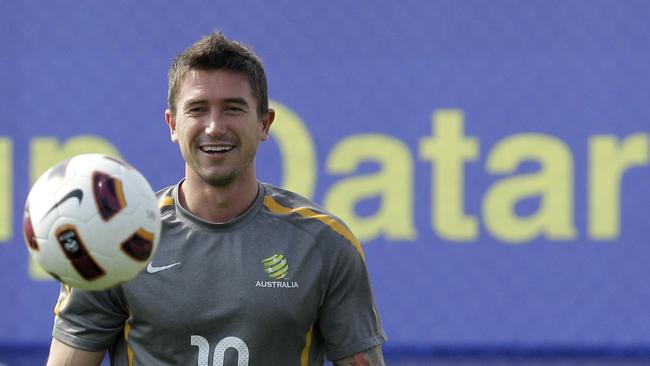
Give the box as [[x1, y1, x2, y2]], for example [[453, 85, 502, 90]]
[[154, 184, 177, 217], [155, 184, 175, 199], [260, 182, 364, 256], [259, 182, 328, 217]]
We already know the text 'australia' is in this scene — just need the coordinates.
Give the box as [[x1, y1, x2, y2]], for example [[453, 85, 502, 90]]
[[256, 281, 299, 289]]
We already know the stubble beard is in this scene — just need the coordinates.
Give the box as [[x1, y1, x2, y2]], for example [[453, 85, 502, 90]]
[[196, 154, 256, 189], [201, 170, 238, 188]]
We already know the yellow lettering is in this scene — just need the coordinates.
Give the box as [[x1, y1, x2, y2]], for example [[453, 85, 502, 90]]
[[419, 110, 478, 241], [589, 133, 649, 239], [29, 136, 122, 279], [324, 134, 416, 242], [483, 134, 577, 243], [0, 138, 12, 242], [269, 101, 317, 199]]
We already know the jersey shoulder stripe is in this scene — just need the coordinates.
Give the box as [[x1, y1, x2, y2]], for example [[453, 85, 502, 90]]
[[155, 185, 175, 218], [159, 195, 173, 208], [53, 284, 72, 316], [261, 184, 365, 258], [156, 186, 174, 206]]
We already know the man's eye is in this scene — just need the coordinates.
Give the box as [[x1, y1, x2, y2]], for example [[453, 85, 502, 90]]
[[226, 106, 245, 113], [188, 107, 206, 113]]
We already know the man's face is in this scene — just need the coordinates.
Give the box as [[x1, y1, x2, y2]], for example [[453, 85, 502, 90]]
[[165, 69, 273, 187]]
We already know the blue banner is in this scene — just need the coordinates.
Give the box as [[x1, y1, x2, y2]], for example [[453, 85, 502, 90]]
[[1, 1, 649, 363]]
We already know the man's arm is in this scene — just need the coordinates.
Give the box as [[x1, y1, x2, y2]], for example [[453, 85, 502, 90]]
[[333, 346, 385, 366], [46, 338, 105, 366]]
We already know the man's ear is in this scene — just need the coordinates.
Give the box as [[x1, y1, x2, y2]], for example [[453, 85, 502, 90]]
[[260, 108, 275, 141], [165, 109, 178, 143]]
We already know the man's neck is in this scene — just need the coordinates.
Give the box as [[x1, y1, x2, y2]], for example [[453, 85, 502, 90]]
[[178, 174, 259, 223]]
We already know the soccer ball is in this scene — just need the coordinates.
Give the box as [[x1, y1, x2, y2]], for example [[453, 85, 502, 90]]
[[22, 154, 161, 291]]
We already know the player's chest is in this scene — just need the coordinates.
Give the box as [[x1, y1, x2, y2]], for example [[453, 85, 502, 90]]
[[124, 228, 323, 331]]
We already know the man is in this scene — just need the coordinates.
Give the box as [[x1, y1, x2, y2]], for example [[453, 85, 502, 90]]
[[47, 32, 386, 365]]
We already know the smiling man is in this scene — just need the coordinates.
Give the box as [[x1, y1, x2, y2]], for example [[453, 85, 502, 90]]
[[46, 32, 386, 366]]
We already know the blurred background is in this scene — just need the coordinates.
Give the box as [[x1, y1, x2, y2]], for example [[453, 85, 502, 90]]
[[1, 1, 650, 365]]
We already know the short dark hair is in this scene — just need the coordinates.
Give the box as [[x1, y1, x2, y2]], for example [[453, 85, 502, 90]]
[[167, 32, 269, 117]]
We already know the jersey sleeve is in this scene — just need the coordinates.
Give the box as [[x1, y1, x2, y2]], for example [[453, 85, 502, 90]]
[[317, 227, 387, 361], [52, 283, 128, 352]]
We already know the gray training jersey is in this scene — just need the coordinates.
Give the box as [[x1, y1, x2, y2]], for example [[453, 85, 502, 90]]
[[52, 181, 386, 365]]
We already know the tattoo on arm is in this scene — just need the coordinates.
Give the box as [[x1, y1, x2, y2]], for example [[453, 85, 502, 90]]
[[333, 346, 385, 366]]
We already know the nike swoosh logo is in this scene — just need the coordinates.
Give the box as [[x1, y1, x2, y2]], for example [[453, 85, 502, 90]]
[[146, 261, 181, 274], [43, 189, 84, 219]]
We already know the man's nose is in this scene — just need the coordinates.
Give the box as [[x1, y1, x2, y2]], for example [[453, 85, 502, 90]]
[[205, 115, 226, 136]]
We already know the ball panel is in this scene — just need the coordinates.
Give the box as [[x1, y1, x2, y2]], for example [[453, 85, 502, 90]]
[[46, 159, 70, 181], [92, 171, 126, 221], [60, 252, 115, 291], [23, 203, 39, 251], [120, 228, 155, 262], [55, 224, 106, 281]]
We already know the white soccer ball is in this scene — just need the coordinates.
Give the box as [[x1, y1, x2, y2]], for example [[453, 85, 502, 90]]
[[22, 154, 161, 291]]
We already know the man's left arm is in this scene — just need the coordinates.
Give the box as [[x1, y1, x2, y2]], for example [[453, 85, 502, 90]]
[[333, 346, 385, 366], [317, 224, 386, 363]]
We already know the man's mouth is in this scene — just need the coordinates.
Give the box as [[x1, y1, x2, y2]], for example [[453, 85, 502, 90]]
[[199, 144, 235, 154]]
